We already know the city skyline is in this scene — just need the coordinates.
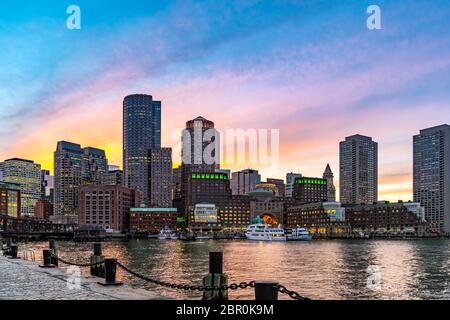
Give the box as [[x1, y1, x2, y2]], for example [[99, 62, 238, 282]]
[[1, 1, 450, 202]]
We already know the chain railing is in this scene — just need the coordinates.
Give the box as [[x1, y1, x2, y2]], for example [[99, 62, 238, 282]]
[[53, 255, 105, 267], [36, 242, 310, 301]]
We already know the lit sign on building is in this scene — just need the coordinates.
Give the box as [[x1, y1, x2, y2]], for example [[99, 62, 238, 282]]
[[194, 204, 218, 223], [191, 173, 228, 180], [295, 178, 327, 185]]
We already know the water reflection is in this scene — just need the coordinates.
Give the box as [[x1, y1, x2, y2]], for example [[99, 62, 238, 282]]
[[20, 239, 450, 300]]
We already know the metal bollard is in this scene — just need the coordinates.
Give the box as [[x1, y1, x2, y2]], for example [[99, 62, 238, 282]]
[[93, 243, 102, 256], [39, 249, 56, 268], [49, 240, 58, 267], [91, 243, 104, 277], [203, 252, 228, 300], [254, 281, 279, 300], [49, 240, 57, 250], [98, 258, 123, 286], [9, 245, 19, 259], [209, 252, 223, 274]]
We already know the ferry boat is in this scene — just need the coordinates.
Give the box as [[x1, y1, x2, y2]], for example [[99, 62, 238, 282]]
[[245, 224, 286, 241], [158, 227, 178, 240], [285, 228, 313, 241]]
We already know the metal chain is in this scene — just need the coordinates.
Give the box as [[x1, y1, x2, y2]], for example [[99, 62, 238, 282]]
[[275, 284, 310, 300], [117, 261, 255, 292], [52, 254, 105, 267], [49, 254, 309, 300]]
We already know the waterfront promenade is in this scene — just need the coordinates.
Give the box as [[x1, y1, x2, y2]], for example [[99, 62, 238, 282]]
[[0, 255, 168, 300]]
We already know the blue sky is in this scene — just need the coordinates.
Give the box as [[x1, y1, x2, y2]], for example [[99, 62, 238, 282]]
[[1, 0, 450, 200]]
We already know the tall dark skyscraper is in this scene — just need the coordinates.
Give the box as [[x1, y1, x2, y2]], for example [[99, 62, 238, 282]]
[[123, 94, 162, 206], [339, 134, 378, 205], [413, 125, 450, 234]]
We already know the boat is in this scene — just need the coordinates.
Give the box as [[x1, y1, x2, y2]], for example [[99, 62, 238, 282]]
[[245, 224, 286, 241], [195, 234, 212, 240], [285, 228, 313, 241], [179, 233, 197, 241], [158, 227, 178, 240]]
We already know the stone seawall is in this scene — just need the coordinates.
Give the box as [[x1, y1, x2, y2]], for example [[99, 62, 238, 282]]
[[0, 256, 170, 300]]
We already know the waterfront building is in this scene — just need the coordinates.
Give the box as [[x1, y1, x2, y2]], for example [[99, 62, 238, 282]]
[[123, 94, 161, 206], [285, 172, 302, 198], [339, 134, 378, 204], [293, 177, 328, 204], [53, 141, 108, 224], [266, 178, 285, 197], [323, 164, 336, 202], [0, 181, 21, 218], [185, 172, 230, 225], [345, 201, 427, 236], [77, 184, 140, 232], [222, 195, 251, 231], [34, 199, 53, 220], [286, 202, 348, 236], [413, 125, 450, 234], [190, 203, 222, 232], [41, 170, 54, 203], [0, 158, 42, 217], [149, 148, 173, 207], [231, 169, 261, 195], [248, 188, 294, 226], [129, 207, 179, 233]]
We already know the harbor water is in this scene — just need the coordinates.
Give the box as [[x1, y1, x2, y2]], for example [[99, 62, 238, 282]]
[[19, 239, 450, 300]]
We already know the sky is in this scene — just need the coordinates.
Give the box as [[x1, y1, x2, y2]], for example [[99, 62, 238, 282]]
[[1, 0, 450, 201]]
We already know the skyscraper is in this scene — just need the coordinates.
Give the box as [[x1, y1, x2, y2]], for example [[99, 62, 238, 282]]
[[181, 116, 220, 171], [413, 125, 450, 234], [231, 169, 261, 195], [323, 164, 336, 202], [53, 141, 108, 223], [0, 158, 41, 217], [180, 116, 220, 216], [82, 147, 108, 184], [339, 135, 378, 205], [123, 94, 161, 206], [149, 148, 173, 207]]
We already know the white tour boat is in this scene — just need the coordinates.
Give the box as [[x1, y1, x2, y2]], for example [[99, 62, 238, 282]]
[[285, 228, 313, 241], [246, 224, 286, 241], [158, 227, 178, 240]]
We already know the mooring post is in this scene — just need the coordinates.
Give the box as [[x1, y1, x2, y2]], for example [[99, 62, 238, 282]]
[[209, 252, 223, 274], [9, 245, 19, 259], [93, 243, 102, 256], [49, 240, 58, 266], [39, 249, 55, 268], [91, 243, 104, 277], [254, 281, 279, 300], [98, 258, 123, 286], [203, 252, 228, 300]]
